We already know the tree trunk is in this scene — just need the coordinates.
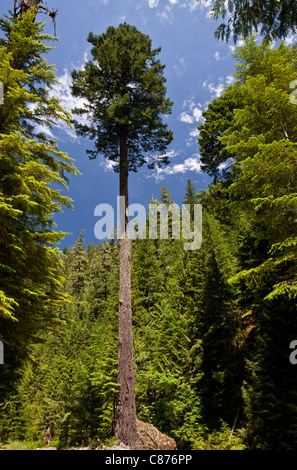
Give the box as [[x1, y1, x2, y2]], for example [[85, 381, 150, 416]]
[[14, 0, 40, 19], [114, 125, 138, 448]]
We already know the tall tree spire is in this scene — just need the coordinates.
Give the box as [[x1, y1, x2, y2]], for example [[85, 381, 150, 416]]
[[71, 23, 173, 447]]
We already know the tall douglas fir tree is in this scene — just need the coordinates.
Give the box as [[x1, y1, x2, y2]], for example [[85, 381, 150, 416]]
[[71, 23, 173, 447]]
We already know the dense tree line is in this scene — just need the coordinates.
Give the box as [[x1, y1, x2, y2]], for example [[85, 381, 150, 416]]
[[0, 187, 247, 450], [3, 162, 297, 449]]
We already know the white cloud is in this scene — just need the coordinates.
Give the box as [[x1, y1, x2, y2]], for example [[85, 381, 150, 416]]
[[186, 0, 200, 12], [173, 56, 186, 77], [154, 150, 178, 163], [34, 123, 56, 139], [226, 74, 235, 85], [203, 73, 236, 98], [100, 158, 117, 172], [51, 70, 84, 115], [157, 5, 173, 22], [148, 0, 159, 7], [203, 80, 224, 98], [284, 34, 297, 45], [147, 0, 213, 21], [180, 112, 195, 124], [229, 39, 246, 53], [200, 0, 212, 6], [154, 155, 202, 180], [197, 0, 212, 15], [214, 51, 220, 61], [27, 62, 88, 141], [190, 128, 200, 138], [173, 156, 201, 173], [186, 126, 200, 147], [102, 150, 177, 175], [161, 149, 178, 160], [218, 162, 227, 170], [48, 68, 88, 140], [179, 100, 204, 124], [183, 98, 202, 110], [193, 107, 203, 122], [148, 0, 212, 17]]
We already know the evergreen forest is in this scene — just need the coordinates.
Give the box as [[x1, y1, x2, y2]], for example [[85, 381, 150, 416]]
[[1, 1, 297, 451]]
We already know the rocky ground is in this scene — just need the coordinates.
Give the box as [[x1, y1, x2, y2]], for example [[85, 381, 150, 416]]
[[36, 419, 177, 450]]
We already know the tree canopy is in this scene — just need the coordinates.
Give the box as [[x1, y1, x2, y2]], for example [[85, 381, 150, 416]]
[[71, 23, 173, 172], [208, 0, 297, 43]]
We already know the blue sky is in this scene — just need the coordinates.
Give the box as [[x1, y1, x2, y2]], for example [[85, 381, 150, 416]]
[[1, 0, 240, 248]]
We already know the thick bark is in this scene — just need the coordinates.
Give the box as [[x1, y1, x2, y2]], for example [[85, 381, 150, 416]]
[[114, 126, 138, 448]]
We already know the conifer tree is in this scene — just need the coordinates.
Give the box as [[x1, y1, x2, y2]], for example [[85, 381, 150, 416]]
[[197, 37, 297, 448], [208, 0, 297, 43], [66, 230, 87, 319], [160, 186, 172, 206], [183, 178, 199, 223], [183, 179, 198, 206], [71, 24, 173, 447], [0, 7, 78, 397], [197, 88, 240, 183], [86, 239, 119, 319]]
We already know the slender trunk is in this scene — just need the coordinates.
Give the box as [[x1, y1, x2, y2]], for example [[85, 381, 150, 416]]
[[273, 107, 290, 141], [228, 403, 240, 445], [114, 125, 138, 448]]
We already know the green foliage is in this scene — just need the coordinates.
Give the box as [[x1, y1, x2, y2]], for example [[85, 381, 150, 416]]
[[209, 0, 297, 43], [0, 9, 78, 401], [197, 86, 241, 182], [197, 38, 297, 449], [193, 421, 246, 450], [71, 23, 173, 171], [3, 235, 120, 448], [183, 178, 198, 206]]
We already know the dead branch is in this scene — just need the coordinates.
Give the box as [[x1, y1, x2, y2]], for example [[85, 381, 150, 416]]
[[13, 1, 58, 35]]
